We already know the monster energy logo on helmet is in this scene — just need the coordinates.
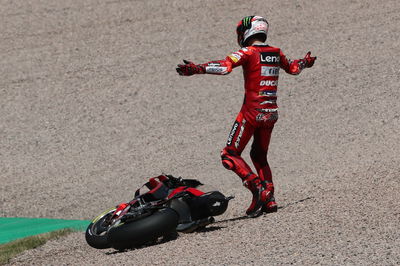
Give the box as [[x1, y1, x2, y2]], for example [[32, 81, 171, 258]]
[[242, 16, 254, 29]]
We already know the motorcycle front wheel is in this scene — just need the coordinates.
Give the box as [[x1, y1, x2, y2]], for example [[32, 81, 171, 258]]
[[85, 208, 116, 249]]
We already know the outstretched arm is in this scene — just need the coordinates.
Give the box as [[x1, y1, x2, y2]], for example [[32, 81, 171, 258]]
[[176, 58, 233, 76], [280, 51, 316, 75], [176, 47, 253, 76]]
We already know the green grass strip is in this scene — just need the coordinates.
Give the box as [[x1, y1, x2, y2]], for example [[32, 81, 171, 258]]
[[0, 228, 74, 265], [0, 217, 90, 244]]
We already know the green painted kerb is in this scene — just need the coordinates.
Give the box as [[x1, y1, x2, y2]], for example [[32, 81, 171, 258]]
[[0, 217, 90, 244]]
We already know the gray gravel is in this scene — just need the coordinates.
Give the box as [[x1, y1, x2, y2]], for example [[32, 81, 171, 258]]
[[1, 0, 399, 265]]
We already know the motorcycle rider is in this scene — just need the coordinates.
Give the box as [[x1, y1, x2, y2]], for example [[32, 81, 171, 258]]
[[176, 16, 316, 217]]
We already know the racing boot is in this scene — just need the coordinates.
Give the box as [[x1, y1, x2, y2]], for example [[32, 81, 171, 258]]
[[262, 183, 278, 213], [243, 174, 272, 218]]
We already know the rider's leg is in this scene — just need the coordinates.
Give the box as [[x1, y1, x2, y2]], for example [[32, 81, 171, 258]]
[[220, 112, 269, 217], [250, 125, 277, 213], [250, 126, 274, 183]]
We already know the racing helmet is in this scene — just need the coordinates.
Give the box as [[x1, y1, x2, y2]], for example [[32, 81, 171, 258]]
[[236, 16, 269, 47]]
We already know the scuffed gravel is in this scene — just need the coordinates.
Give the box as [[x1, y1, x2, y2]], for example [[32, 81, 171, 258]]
[[1, 0, 399, 265]]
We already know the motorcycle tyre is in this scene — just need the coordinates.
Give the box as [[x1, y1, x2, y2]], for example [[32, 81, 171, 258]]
[[107, 207, 179, 250], [85, 208, 116, 249]]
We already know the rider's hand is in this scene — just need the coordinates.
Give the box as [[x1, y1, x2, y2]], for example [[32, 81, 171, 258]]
[[303, 51, 316, 68], [176, 60, 205, 76]]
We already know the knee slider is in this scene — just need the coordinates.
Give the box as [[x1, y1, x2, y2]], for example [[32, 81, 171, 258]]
[[221, 148, 236, 170], [222, 157, 234, 170]]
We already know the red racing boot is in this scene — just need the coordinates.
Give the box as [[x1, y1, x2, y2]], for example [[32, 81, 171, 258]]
[[262, 183, 277, 213], [243, 175, 272, 218]]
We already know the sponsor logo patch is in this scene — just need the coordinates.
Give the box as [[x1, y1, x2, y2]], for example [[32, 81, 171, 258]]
[[228, 53, 241, 63], [235, 119, 246, 149], [261, 66, 279, 77], [260, 52, 280, 65], [227, 121, 239, 146], [228, 55, 239, 63], [260, 80, 278, 86], [260, 100, 276, 105], [206, 66, 228, 74], [259, 90, 277, 96], [256, 112, 279, 123]]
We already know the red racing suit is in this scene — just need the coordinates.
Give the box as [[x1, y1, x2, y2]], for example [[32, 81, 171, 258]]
[[200, 44, 306, 185]]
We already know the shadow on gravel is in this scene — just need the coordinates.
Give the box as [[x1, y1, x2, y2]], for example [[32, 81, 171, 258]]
[[105, 233, 179, 255], [214, 215, 250, 224], [214, 196, 315, 224], [195, 225, 225, 232], [279, 196, 314, 210]]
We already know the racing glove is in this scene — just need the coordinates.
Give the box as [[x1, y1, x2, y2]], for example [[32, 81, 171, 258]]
[[300, 51, 317, 68], [176, 60, 206, 76]]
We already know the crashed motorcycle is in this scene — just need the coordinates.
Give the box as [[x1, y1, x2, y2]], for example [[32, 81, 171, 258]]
[[85, 174, 233, 250]]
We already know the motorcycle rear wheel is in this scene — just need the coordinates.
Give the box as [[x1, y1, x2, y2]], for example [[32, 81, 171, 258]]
[[107, 207, 179, 250]]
